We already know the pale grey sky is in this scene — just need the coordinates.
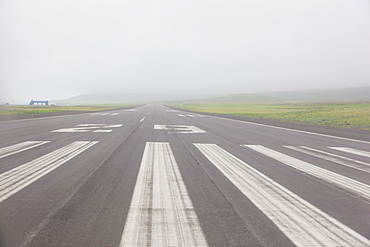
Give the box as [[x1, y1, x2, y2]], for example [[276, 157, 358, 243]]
[[1, 0, 370, 103]]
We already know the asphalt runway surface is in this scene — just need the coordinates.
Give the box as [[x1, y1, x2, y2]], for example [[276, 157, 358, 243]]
[[0, 104, 369, 246]]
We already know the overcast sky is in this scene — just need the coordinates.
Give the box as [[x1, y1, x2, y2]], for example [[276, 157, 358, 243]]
[[1, 0, 370, 103]]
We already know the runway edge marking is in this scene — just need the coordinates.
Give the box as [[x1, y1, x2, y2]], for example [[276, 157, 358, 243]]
[[206, 114, 370, 144]]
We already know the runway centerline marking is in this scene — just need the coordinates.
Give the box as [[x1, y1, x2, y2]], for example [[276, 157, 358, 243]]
[[120, 142, 207, 246], [195, 143, 370, 246]]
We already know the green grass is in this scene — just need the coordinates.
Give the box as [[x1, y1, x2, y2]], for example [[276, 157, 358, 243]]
[[0, 104, 136, 115], [174, 102, 370, 130]]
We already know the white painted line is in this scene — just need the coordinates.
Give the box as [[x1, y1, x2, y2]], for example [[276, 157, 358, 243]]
[[207, 114, 370, 144], [140, 117, 145, 122], [123, 109, 138, 111], [77, 124, 106, 126], [245, 145, 370, 201], [93, 130, 112, 132], [0, 141, 98, 202], [90, 112, 119, 116], [187, 115, 196, 117], [52, 126, 99, 132], [195, 143, 370, 246], [103, 124, 123, 128], [178, 114, 186, 117], [120, 142, 207, 246], [0, 141, 50, 159], [91, 113, 119, 116], [285, 146, 370, 173], [329, 147, 370, 158], [154, 125, 167, 130]]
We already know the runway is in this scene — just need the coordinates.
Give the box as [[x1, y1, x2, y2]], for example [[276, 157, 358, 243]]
[[0, 104, 369, 246]]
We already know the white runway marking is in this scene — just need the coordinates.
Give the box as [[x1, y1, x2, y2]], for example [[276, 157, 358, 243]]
[[154, 125, 206, 134], [140, 117, 145, 122], [177, 114, 203, 118], [195, 143, 370, 246], [286, 146, 370, 173], [329, 147, 370, 158], [120, 142, 207, 247], [210, 115, 370, 144], [90, 112, 120, 116], [0, 141, 97, 203], [245, 145, 370, 201], [123, 109, 137, 111], [52, 124, 122, 133], [91, 113, 108, 115], [0, 141, 50, 159]]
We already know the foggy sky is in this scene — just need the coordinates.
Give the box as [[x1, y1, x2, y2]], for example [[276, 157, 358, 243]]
[[1, 0, 370, 103]]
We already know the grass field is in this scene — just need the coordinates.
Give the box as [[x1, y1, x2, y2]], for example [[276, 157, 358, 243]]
[[0, 104, 136, 115], [175, 102, 370, 130]]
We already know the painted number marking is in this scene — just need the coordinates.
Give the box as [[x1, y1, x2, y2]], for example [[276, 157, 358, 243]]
[[52, 124, 122, 133], [154, 125, 206, 134]]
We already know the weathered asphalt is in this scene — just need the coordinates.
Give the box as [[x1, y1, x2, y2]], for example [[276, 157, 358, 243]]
[[0, 104, 369, 246]]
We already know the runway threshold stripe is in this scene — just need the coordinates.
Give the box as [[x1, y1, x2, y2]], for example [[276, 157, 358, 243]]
[[195, 143, 370, 246], [120, 142, 207, 247], [285, 146, 370, 173], [245, 145, 370, 201], [0, 141, 50, 159], [0, 141, 97, 203], [329, 147, 370, 158]]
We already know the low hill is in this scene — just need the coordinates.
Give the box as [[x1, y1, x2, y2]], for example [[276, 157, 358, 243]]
[[52, 93, 223, 105], [188, 87, 370, 104], [197, 93, 284, 103], [50, 87, 370, 105], [261, 87, 370, 102]]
